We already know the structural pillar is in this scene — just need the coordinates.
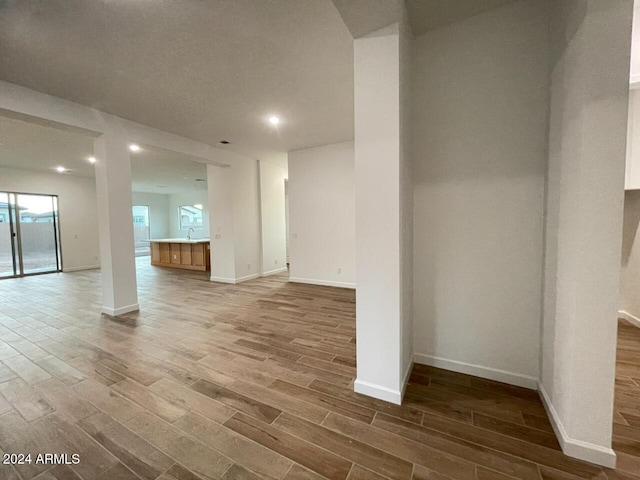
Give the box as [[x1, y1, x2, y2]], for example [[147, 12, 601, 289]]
[[207, 164, 237, 283], [93, 117, 139, 316], [354, 21, 413, 405], [540, 0, 633, 467]]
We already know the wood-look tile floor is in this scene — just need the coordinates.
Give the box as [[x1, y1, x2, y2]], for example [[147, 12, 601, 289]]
[[0, 259, 638, 480]]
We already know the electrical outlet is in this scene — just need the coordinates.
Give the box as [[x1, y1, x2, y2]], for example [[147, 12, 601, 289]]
[[247, 263, 251, 270], [275, 259, 278, 265], [173, 255, 177, 260], [337, 267, 342, 274]]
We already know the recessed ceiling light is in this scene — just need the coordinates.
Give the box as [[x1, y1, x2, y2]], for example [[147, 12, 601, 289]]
[[88, 156, 96, 164], [129, 144, 141, 152], [268, 116, 280, 126], [56, 166, 66, 173]]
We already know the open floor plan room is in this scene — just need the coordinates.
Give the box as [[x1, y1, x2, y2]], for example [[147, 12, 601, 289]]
[[0, 262, 637, 479], [2, 0, 640, 478]]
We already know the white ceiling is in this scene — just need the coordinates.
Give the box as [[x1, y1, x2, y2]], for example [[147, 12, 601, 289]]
[[0, 115, 95, 177], [0, 0, 525, 165], [130, 148, 209, 195], [0, 115, 209, 195], [0, 0, 354, 165], [405, 0, 517, 36], [331, 0, 517, 39]]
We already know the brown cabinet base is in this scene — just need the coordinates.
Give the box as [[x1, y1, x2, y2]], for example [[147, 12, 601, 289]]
[[151, 242, 210, 272]]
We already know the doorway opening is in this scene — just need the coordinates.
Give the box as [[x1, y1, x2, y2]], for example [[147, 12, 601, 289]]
[[0, 191, 62, 278]]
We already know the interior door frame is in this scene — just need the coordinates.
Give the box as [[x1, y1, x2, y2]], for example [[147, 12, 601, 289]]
[[0, 191, 63, 279]]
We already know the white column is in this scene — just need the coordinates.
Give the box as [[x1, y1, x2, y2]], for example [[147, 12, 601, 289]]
[[208, 164, 237, 283], [540, 0, 632, 468], [354, 22, 412, 405], [93, 118, 138, 316]]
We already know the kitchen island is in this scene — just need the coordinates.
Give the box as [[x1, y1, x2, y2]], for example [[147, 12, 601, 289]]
[[150, 238, 210, 271]]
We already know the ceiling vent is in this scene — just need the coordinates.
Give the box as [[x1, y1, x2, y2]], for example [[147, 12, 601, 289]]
[[219, 140, 230, 145]]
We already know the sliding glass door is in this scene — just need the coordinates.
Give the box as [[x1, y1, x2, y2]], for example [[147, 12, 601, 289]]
[[0, 192, 18, 278], [0, 192, 62, 278]]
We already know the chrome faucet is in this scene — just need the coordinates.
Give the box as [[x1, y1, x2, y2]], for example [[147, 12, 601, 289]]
[[187, 227, 195, 240]]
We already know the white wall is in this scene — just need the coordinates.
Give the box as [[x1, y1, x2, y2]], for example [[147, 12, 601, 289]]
[[354, 22, 410, 404], [131, 192, 170, 240], [169, 191, 209, 238], [259, 161, 288, 276], [412, 0, 549, 388], [233, 158, 261, 281], [288, 142, 355, 288], [541, 0, 632, 467], [631, 5, 640, 85], [400, 19, 414, 388], [208, 165, 237, 282], [0, 166, 100, 271], [620, 191, 640, 321], [207, 158, 262, 284]]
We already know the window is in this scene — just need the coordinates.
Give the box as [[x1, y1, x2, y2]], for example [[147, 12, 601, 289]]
[[179, 204, 203, 230]]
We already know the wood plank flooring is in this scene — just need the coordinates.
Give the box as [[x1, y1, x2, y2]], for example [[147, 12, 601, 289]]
[[0, 259, 638, 479]]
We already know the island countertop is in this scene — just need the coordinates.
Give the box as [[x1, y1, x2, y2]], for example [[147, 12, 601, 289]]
[[150, 239, 210, 271], [150, 238, 210, 244]]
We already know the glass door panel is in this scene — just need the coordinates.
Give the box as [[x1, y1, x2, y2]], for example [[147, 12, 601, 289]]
[[132, 205, 150, 257], [15, 193, 61, 275], [0, 192, 17, 278]]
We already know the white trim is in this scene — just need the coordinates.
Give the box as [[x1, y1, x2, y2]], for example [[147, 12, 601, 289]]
[[102, 303, 139, 316], [413, 353, 538, 390], [354, 379, 402, 405], [538, 382, 617, 468], [289, 276, 356, 289], [631, 74, 640, 90], [63, 265, 100, 272], [236, 273, 260, 283], [210, 276, 237, 284], [261, 267, 288, 277], [210, 273, 261, 284], [401, 359, 413, 398], [618, 310, 640, 329]]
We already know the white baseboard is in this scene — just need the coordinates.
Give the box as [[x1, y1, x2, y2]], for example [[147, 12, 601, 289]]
[[210, 276, 236, 284], [63, 265, 100, 272], [401, 359, 413, 398], [354, 379, 402, 405], [210, 273, 261, 284], [261, 267, 288, 277], [102, 303, 139, 316], [289, 276, 356, 289], [538, 382, 617, 468], [236, 273, 261, 283], [413, 353, 538, 390], [618, 310, 640, 329]]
